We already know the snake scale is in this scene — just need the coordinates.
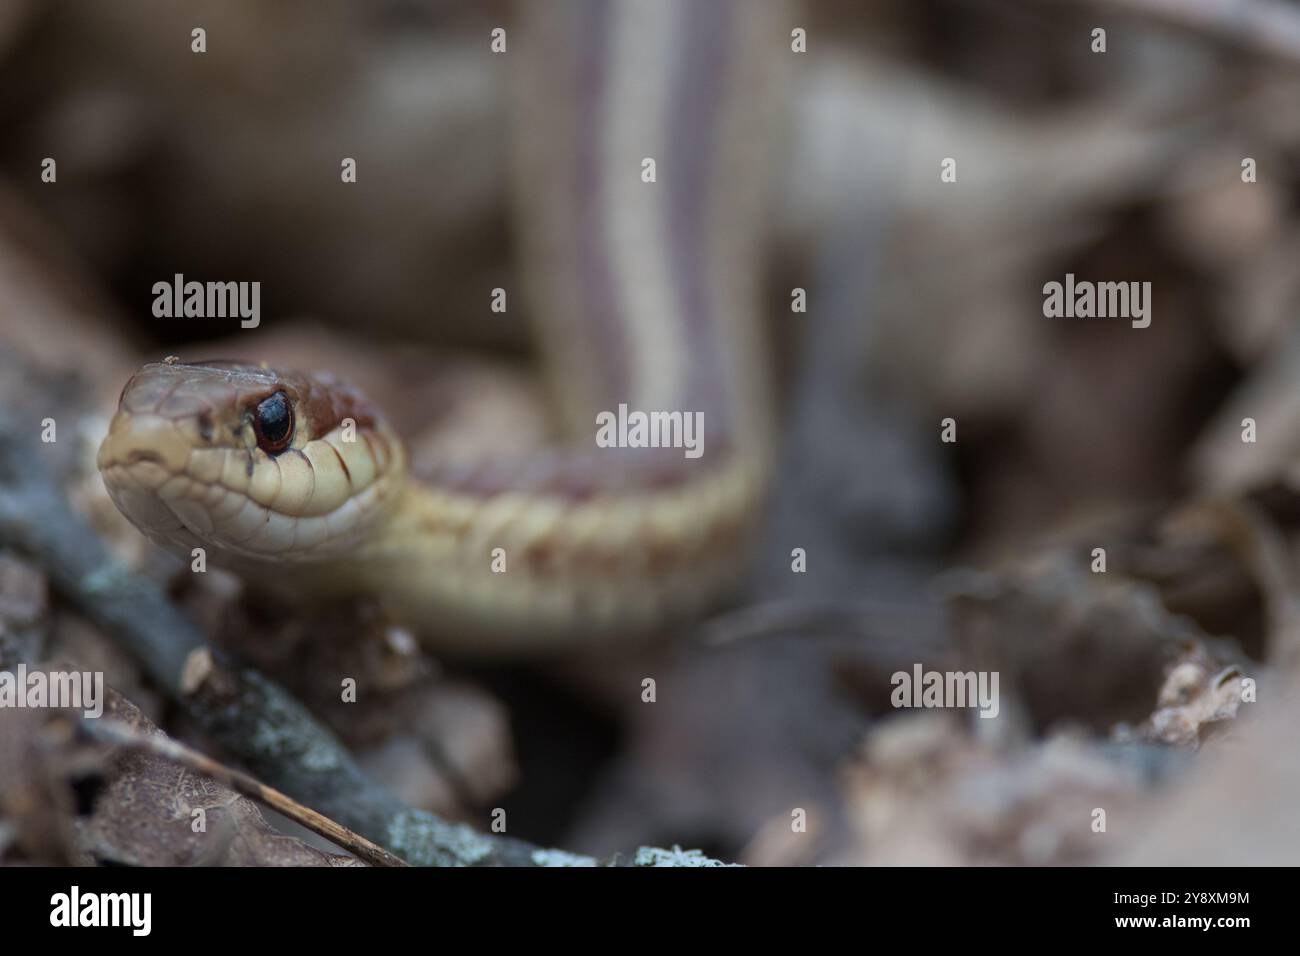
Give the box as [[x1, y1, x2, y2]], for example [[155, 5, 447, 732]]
[[98, 0, 782, 654]]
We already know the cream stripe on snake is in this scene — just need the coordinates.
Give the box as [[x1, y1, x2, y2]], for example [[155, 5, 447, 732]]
[[605, 0, 684, 413]]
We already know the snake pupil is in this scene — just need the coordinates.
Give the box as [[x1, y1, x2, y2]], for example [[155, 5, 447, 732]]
[[253, 391, 293, 454]]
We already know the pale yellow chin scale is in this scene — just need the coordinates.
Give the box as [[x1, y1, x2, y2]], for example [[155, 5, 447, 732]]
[[98, 410, 406, 566]]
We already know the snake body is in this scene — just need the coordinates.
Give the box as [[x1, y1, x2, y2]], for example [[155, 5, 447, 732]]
[[98, 0, 779, 653]]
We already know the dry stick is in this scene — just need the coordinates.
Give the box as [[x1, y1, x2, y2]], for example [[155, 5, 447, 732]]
[[85, 718, 408, 867], [0, 418, 615, 866]]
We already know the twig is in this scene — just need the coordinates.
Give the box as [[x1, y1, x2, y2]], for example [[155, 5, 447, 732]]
[[84, 718, 408, 867], [0, 413, 659, 865]]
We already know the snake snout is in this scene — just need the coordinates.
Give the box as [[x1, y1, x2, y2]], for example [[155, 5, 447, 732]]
[[94, 410, 192, 544], [98, 411, 193, 485]]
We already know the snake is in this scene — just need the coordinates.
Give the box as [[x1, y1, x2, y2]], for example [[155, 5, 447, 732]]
[[96, 0, 781, 654]]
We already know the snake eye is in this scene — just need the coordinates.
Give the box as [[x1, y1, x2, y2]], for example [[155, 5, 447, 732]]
[[253, 391, 294, 454]]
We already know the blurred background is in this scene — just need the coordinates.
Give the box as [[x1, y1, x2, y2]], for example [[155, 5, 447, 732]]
[[2, 0, 1299, 866]]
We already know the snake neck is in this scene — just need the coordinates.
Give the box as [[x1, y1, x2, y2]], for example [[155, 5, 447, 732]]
[[331, 0, 785, 651], [511, 0, 780, 453], [343, 434, 766, 652]]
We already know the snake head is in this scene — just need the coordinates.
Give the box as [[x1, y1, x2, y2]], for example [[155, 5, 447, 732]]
[[98, 359, 405, 563]]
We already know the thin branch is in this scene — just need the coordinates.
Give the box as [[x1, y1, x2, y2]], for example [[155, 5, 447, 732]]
[[84, 718, 408, 867]]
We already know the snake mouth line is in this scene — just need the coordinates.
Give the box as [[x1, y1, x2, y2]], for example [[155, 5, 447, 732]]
[[122, 450, 165, 466], [100, 428, 403, 564]]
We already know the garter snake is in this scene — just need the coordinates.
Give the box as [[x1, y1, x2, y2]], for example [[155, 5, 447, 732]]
[[97, 0, 780, 653]]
